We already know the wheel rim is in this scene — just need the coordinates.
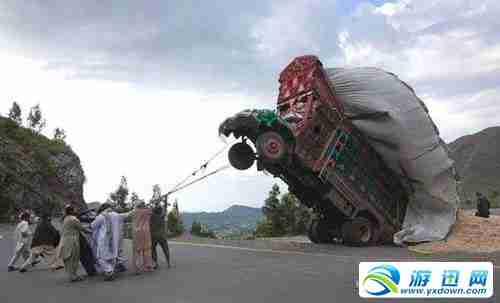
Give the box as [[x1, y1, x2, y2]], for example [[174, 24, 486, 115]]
[[264, 138, 282, 156], [359, 225, 371, 243], [257, 131, 287, 162]]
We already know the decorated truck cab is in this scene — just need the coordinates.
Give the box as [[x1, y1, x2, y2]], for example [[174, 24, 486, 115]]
[[219, 56, 409, 246]]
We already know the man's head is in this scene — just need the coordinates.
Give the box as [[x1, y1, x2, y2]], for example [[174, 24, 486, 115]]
[[153, 204, 163, 214], [476, 192, 483, 198], [64, 204, 76, 216], [20, 212, 30, 222], [97, 203, 112, 215]]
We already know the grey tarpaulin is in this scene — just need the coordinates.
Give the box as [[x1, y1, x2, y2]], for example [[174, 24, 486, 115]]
[[325, 67, 460, 244]]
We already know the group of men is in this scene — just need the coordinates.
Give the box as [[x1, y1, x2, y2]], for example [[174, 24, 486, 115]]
[[7, 201, 171, 283]]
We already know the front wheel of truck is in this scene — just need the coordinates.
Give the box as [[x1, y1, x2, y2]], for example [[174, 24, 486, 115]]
[[256, 131, 288, 163], [341, 217, 378, 246], [228, 142, 256, 170]]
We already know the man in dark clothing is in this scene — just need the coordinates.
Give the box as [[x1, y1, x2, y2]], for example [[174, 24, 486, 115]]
[[78, 210, 98, 277], [19, 214, 63, 272], [475, 192, 491, 218], [150, 202, 171, 269]]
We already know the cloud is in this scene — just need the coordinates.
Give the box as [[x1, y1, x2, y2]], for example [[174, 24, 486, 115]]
[[1, 0, 500, 210], [336, 0, 500, 142], [0, 1, 276, 97]]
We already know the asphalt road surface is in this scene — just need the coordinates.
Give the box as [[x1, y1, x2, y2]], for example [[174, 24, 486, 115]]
[[0, 226, 498, 303]]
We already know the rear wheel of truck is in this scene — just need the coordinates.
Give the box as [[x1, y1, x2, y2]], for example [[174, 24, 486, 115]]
[[228, 142, 255, 170], [307, 220, 319, 243], [256, 131, 288, 163], [308, 219, 332, 244], [341, 217, 377, 246]]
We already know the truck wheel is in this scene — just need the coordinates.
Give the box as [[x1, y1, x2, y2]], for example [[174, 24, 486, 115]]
[[256, 131, 288, 163], [308, 219, 331, 244], [307, 220, 319, 244], [228, 142, 255, 170], [341, 217, 376, 246]]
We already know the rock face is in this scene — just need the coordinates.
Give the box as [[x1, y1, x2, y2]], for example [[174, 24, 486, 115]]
[[0, 116, 86, 220], [448, 126, 500, 206]]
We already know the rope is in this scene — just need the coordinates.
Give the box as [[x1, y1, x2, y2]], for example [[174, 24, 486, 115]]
[[166, 164, 231, 195], [169, 141, 232, 192]]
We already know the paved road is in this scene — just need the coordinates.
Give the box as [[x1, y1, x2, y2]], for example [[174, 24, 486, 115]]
[[0, 227, 497, 303]]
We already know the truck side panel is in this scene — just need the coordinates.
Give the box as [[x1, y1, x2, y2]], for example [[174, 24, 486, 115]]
[[277, 55, 408, 236]]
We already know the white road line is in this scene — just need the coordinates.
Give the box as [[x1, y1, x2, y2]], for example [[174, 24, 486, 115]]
[[170, 241, 500, 271], [171, 240, 357, 259]]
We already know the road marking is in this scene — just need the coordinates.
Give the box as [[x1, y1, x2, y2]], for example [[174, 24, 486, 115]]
[[171, 241, 500, 270], [171, 241, 360, 259]]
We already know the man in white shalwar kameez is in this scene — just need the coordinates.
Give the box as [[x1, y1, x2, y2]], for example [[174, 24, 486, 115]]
[[91, 205, 116, 280], [107, 208, 130, 273], [7, 212, 32, 272], [91, 204, 132, 280]]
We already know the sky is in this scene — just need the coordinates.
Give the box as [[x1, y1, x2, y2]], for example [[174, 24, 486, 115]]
[[1, 0, 499, 212]]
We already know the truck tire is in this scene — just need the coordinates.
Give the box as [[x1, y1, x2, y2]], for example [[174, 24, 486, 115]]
[[341, 217, 376, 246], [307, 220, 319, 244], [228, 142, 255, 170], [308, 219, 331, 244], [256, 131, 288, 163]]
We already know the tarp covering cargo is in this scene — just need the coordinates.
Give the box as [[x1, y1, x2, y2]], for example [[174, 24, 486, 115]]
[[325, 67, 460, 244]]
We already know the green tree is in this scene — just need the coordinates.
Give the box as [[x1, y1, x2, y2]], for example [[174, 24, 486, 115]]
[[255, 219, 273, 237], [8, 102, 22, 125], [27, 104, 46, 133], [281, 192, 298, 234], [262, 184, 286, 236], [190, 221, 215, 238], [53, 128, 67, 141], [129, 192, 141, 207], [167, 199, 184, 236], [149, 184, 163, 206], [257, 185, 311, 237], [294, 205, 311, 235], [109, 176, 130, 210], [191, 220, 202, 235]]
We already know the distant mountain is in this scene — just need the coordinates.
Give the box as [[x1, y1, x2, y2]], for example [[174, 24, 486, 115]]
[[448, 126, 500, 206], [181, 205, 264, 236]]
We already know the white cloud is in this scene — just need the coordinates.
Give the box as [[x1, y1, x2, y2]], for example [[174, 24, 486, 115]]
[[250, 0, 337, 66], [251, 0, 320, 59], [0, 53, 282, 211], [336, 0, 500, 142]]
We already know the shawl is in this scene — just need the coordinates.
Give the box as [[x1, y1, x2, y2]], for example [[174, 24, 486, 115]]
[[133, 208, 153, 254]]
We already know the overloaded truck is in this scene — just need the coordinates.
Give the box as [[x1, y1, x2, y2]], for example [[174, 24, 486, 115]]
[[219, 55, 410, 246]]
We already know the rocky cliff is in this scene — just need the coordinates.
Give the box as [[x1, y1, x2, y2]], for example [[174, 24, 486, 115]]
[[0, 116, 86, 220]]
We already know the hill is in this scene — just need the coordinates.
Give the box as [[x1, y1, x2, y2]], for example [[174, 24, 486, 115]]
[[0, 115, 86, 220], [181, 205, 264, 236], [448, 126, 500, 207]]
